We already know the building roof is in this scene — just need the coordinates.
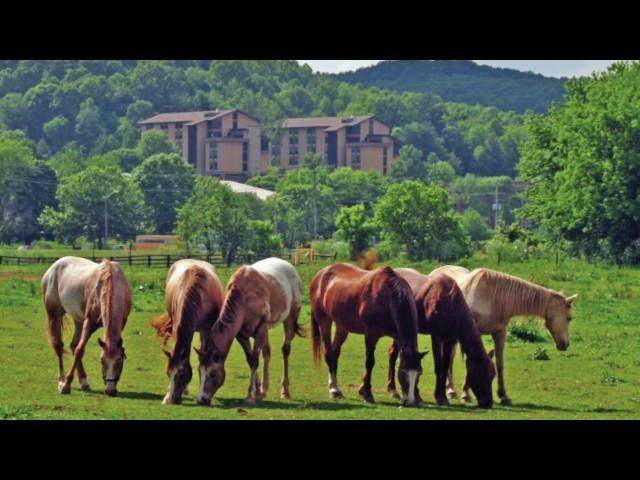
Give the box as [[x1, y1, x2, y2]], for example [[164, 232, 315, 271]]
[[281, 115, 375, 130], [220, 180, 275, 201], [138, 109, 259, 126]]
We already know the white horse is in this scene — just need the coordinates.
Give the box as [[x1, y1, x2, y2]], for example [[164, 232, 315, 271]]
[[430, 265, 577, 405]]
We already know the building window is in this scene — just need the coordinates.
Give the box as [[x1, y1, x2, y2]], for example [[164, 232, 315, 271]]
[[208, 143, 219, 171], [207, 119, 222, 139], [351, 147, 361, 169], [271, 144, 281, 165], [232, 111, 238, 129], [346, 125, 360, 143], [146, 125, 155, 132], [160, 124, 168, 131], [383, 147, 388, 175], [289, 129, 299, 145], [369, 119, 374, 135], [306, 127, 316, 153], [289, 155, 299, 166], [242, 143, 248, 172]]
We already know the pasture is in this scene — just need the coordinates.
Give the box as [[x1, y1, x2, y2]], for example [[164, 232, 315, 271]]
[[0, 255, 639, 420]]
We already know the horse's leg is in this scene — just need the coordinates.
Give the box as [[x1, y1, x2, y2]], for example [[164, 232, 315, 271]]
[[317, 319, 339, 399], [492, 329, 511, 405], [236, 334, 258, 404], [446, 342, 458, 399], [259, 335, 271, 400], [244, 326, 268, 404], [386, 340, 401, 399], [328, 326, 349, 399], [431, 335, 448, 406], [59, 319, 93, 394], [280, 316, 298, 399], [70, 320, 90, 391], [45, 302, 65, 388], [358, 331, 380, 403]]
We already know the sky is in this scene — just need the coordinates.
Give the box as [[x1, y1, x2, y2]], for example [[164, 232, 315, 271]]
[[297, 60, 623, 78]]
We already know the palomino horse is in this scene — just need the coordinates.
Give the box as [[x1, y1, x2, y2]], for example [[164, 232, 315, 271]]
[[431, 265, 577, 405], [41, 256, 131, 396], [310, 263, 426, 405], [387, 269, 496, 408], [197, 257, 304, 405], [151, 259, 224, 405]]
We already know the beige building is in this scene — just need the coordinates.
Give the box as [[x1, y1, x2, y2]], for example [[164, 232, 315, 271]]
[[272, 116, 397, 175], [138, 110, 267, 181]]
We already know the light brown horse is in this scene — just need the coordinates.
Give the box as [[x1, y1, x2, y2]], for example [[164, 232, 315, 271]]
[[197, 257, 304, 405], [431, 265, 577, 405], [42, 256, 131, 396], [310, 263, 426, 405], [151, 259, 224, 405]]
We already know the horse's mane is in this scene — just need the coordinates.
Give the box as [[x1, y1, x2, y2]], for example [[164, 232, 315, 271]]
[[152, 266, 209, 367], [214, 284, 243, 336], [465, 268, 560, 319], [380, 267, 418, 353], [98, 260, 120, 356]]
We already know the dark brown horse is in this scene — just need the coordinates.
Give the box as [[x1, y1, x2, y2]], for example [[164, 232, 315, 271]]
[[151, 259, 224, 404], [42, 256, 131, 396], [388, 269, 496, 408], [309, 263, 426, 405]]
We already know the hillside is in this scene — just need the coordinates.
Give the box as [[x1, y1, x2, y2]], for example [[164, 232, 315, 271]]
[[333, 60, 567, 113]]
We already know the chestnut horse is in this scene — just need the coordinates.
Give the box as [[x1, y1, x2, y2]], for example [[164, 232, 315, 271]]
[[431, 265, 577, 405], [310, 263, 426, 405], [151, 259, 224, 405], [387, 269, 495, 408], [42, 256, 131, 396], [197, 257, 303, 405]]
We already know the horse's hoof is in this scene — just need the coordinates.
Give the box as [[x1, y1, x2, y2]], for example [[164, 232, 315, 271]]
[[436, 398, 449, 407], [461, 395, 473, 404], [280, 390, 291, 400], [359, 391, 375, 403], [446, 391, 458, 400], [500, 397, 513, 406], [388, 389, 401, 400], [330, 389, 343, 400], [244, 397, 257, 405], [58, 381, 71, 394], [80, 383, 91, 392]]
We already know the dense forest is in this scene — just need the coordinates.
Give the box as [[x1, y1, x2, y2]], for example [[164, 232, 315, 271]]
[[334, 60, 567, 113], [0, 60, 527, 177]]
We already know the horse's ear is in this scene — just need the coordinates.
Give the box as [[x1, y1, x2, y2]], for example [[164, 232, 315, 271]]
[[566, 293, 578, 305], [162, 349, 172, 360], [488, 349, 495, 360], [97, 338, 106, 349]]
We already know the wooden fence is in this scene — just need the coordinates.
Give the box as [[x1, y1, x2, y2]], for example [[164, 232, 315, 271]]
[[0, 251, 338, 268]]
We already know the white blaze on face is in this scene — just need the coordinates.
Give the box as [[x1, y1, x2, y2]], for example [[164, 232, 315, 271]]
[[406, 370, 418, 405], [163, 371, 176, 404], [198, 365, 209, 402]]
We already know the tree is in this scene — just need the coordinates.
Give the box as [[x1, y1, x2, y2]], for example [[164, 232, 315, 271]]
[[389, 145, 427, 182], [374, 180, 471, 261], [328, 167, 387, 213], [176, 177, 250, 265], [335, 204, 376, 259], [427, 161, 456, 186], [43, 115, 72, 151], [136, 129, 179, 158], [460, 208, 492, 243], [518, 62, 640, 264], [39, 165, 150, 248], [75, 98, 105, 146], [247, 220, 283, 258], [132, 152, 196, 234]]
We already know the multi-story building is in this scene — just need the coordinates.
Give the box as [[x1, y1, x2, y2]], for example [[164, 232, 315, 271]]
[[138, 110, 265, 181], [272, 115, 397, 175]]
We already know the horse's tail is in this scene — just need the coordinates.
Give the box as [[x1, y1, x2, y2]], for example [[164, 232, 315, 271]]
[[151, 313, 172, 345], [42, 266, 65, 356], [359, 249, 379, 271], [293, 312, 306, 338], [311, 310, 322, 369]]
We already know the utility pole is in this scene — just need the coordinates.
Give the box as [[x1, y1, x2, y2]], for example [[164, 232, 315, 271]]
[[492, 185, 501, 229]]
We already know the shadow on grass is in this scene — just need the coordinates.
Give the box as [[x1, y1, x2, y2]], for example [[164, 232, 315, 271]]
[[501, 402, 631, 414], [178, 397, 372, 411]]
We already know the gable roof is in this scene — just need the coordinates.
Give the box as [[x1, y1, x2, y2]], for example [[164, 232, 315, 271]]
[[138, 109, 259, 127], [281, 115, 376, 130]]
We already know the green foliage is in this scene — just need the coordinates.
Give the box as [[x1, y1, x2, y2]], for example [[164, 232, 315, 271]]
[[136, 129, 179, 159], [427, 161, 456, 185], [518, 61, 640, 264], [132, 153, 196, 234], [531, 347, 550, 361], [374, 180, 471, 261], [460, 208, 492, 243], [508, 319, 546, 343], [335, 204, 376, 259], [38, 165, 151, 248], [247, 220, 283, 258], [389, 145, 427, 182]]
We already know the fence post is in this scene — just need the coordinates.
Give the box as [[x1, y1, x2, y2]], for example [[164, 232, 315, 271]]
[[129, 252, 132, 266], [207, 253, 211, 264], [167, 255, 171, 268], [0, 256, 3, 265], [147, 256, 151, 268]]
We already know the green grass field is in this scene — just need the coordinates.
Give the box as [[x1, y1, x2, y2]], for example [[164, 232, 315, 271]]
[[1, 255, 639, 420]]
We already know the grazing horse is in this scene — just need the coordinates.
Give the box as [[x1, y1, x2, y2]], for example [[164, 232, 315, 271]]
[[151, 259, 224, 405], [309, 263, 426, 405], [197, 257, 304, 405], [387, 269, 495, 408], [41, 256, 131, 396], [431, 265, 577, 405]]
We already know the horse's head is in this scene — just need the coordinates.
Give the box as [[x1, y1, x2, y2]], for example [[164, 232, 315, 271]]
[[545, 293, 578, 351], [398, 350, 428, 406], [465, 350, 496, 409], [162, 348, 192, 404], [195, 347, 225, 406], [98, 338, 126, 397]]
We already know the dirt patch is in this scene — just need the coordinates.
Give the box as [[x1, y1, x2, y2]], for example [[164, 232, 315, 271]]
[[0, 272, 41, 281]]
